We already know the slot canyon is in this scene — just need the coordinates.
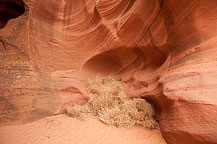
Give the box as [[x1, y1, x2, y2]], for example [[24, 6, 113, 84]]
[[0, 0, 217, 144]]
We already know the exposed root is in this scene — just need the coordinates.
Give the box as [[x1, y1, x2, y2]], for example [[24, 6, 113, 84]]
[[66, 77, 158, 129]]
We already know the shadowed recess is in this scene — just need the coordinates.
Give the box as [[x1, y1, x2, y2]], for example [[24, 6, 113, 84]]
[[0, 0, 25, 29]]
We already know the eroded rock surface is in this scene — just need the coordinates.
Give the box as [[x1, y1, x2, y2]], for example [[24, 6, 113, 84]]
[[0, 0, 217, 144]]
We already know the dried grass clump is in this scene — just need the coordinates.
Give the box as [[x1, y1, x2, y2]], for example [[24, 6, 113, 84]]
[[66, 77, 158, 129]]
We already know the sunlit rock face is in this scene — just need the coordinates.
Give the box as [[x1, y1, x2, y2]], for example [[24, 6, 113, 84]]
[[0, 0, 217, 144]]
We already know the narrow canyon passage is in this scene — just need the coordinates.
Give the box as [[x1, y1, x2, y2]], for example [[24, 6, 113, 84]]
[[0, 0, 217, 144]]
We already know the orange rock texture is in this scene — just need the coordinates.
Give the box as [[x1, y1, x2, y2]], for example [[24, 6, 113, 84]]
[[0, 0, 217, 144]]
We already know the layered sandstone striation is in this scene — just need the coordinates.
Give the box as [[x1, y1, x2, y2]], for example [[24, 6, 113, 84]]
[[0, 0, 217, 144]]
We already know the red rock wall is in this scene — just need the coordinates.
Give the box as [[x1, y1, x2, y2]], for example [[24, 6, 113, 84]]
[[160, 0, 217, 143], [0, 0, 217, 144]]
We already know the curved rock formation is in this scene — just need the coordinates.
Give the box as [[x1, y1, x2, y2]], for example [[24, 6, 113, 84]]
[[0, 0, 217, 144], [160, 1, 217, 143]]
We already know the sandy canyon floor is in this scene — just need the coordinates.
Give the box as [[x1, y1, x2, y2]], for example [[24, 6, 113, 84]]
[[0, 114, 166, 144]]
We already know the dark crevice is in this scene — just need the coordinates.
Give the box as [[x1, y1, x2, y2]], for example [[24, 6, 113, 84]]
[[0, 39, 6, 51], [0, 0, 25, 29], [123, 0, 136, 15]]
